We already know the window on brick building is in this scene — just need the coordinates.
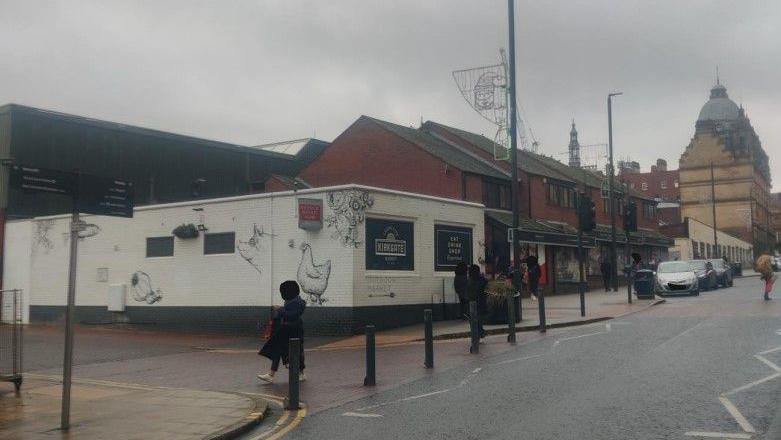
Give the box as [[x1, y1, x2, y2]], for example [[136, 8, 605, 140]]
[[674, 180, 679, 188], [630, 183, 635, 189], [641, 182, 648, 191], [204, 232, 236, 255], [146, 236, 174, 258], [546, 181, 575, 209], [692, 240, 699, 258], [660, 180, 667, 189], [483, 180, 511, 210], [643, 202, 656, 219]]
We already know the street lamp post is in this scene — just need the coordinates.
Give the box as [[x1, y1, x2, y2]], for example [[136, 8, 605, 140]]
[[607, 92, 622, 292]]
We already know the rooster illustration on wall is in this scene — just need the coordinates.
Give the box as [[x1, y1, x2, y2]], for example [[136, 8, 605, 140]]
[[297, 242, 331, 305]]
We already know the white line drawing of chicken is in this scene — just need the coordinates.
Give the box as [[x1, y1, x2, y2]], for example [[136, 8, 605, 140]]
[[297, 242, 331, 305]]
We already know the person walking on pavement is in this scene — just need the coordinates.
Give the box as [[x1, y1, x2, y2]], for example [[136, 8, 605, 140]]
[[526, 255, 541, 302], [454, 262, 469, 320], [257, 280, 307, 383], [467, 264, 487, 339], [756, 254, 777, 301], [599, 252, 612, 292]]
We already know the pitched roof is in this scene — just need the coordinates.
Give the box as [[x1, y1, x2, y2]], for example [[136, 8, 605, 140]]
[[363, 116, 509, 180], [423, 120, 654, 201]]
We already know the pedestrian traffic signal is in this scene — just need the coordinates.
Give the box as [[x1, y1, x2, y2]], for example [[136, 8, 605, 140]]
[[624, 201, 637, 232], [578, 194, 596, 232]]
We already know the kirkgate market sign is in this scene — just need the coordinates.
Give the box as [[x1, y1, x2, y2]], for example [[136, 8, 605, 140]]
[[366, 218, 414, 271]]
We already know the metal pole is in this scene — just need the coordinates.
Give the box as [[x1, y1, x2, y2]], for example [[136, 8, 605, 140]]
[[626, 231, 632, 304], [507, 291, 517, 344], [424, 310, 433, 368], [285, 338, 301, 410], [469, 301, 479, 354], [711, 161, 718, 257], [538, 283, 546, 333], [60, 209, 79, 431], [507, 0, 522, 321], [608, 93, 622, 292], [578, 229, 586, 317], [364, 325, 376, 386]]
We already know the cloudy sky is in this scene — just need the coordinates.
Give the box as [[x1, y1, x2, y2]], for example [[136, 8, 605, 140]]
[[1, 0, 779, 186]]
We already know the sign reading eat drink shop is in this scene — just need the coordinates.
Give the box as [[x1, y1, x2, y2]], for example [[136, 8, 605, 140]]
[[434, 225, 472, 271]]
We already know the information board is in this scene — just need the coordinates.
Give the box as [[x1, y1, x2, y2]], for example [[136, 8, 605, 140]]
[[365, 218, 414, 271]]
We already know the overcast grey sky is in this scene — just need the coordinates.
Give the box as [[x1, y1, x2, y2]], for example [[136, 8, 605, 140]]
[[1, 0, 778, 187]]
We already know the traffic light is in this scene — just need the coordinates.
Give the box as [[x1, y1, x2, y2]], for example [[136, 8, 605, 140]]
[[578, 194, 596, 232], [624, 201, 637, 232]]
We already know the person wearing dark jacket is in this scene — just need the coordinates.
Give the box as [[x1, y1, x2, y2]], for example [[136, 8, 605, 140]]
[[526, 255, 541, 299], [258, 280, 307, 383], [599, 253, 612, 292], [467, 264, 487, 338], [454, 262, 469, 319]]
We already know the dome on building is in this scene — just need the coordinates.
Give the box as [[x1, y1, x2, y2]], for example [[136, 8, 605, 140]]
[[697, 83, 740, 122]]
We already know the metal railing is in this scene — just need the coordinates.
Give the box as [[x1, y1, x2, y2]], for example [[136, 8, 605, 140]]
[[1, 289, 23, 391]]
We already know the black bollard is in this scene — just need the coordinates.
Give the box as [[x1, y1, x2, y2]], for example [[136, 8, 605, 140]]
[[424, 309, 433, 368], [469, 301, 479, 354], [507, 293, 517, 344], [285, 338, 301, 410], [364, 325, 376, 386], [538, 288, 547, 333]]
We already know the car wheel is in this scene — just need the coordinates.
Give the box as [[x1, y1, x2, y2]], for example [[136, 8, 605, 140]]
[[693, 289, 700, 296]]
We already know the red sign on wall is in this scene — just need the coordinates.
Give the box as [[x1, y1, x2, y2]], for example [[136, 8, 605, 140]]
[[298, 198, 323, 230]]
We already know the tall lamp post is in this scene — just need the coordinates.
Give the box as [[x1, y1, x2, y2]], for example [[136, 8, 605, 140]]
[[607, 92, 622, 292]]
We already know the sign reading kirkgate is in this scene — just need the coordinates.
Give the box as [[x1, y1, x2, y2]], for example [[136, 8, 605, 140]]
[[366, 218, 414, 270], [434, 225, 472, 271]]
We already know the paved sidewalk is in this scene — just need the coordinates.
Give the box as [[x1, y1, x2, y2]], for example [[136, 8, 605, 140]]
[[0, 376, 266, 440], [317, 289, 663, 350]]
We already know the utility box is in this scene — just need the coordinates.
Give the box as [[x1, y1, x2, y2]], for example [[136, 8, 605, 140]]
[[107, 284, 126, 312]]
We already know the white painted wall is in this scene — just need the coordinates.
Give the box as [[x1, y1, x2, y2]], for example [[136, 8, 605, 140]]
[[2, 220, 32, 323], [4, 185, 484, 316]]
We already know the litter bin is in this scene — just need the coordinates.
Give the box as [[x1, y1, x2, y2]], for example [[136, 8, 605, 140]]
[[731, 263, 743, 277], [633, 270, 655, 299]]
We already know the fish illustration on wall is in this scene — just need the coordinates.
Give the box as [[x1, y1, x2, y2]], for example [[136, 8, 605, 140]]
[[131, 271, 163, 304], [297, 242, 331, 305]]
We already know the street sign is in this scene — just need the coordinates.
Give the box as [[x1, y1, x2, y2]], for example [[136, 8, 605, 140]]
[[10, 165, 76, 195], [78, 174, 134, 218]]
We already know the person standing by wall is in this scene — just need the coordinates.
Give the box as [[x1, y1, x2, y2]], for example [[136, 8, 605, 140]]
[[599, 252, 612, 292], [454, 262, 469, 319], [257, 280, 307, 383], [467, 264, 487, 339], [756, 254, 777, 301], [526, 255, 541, 302]]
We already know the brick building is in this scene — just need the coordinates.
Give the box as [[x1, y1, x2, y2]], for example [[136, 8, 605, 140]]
[[290, 115, 672, 294], [620, 158, 680, 202]]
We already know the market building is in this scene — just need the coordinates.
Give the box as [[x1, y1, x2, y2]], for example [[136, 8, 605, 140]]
[[3, 184, 483, 334], [678, 81, 774, 257], [661, 217, 753, 264], [289, 115, 672, 295]]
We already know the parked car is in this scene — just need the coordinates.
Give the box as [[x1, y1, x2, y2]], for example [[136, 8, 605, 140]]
[[709, 259, 734, 287], [774, 256, 781, 272], [689, 259, 718, 291], [655, 261, 699, 296]]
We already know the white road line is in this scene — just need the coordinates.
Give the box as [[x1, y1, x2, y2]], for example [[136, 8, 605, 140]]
[[401, 389, 452, 401], [718, 396, 756, 433], [342, 412, 383, 418], [754, 354, 781, 372], [684, 431, 752, 439], [725, 372, 781, 395], [491, 353, 544, 366], [758, 345, 781, 356], [556, 331, 606, 343], [605, 323, 612, 331]]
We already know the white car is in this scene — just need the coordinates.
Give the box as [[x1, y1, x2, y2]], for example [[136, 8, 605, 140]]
[[655, 261, 699, 296]]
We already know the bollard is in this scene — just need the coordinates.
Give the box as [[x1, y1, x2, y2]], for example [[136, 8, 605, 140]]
[[424, 309, 433, 368], [469, 301, 479, 354], [538, 288, 547, 333], [285, 338, 301, 410], [364, 325, 376, 386], [507, 292, 517, 343]]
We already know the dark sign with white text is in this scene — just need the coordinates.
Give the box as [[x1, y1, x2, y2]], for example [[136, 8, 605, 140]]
[[434, 225, 473, 271], [365, 218, 414, 271]]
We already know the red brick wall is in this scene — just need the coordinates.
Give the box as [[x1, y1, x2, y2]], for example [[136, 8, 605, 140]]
[[463, 174, 484, 204], [527, 176, 578, 224], [298, 118, 463, 199], [621, 169, 680, 201]]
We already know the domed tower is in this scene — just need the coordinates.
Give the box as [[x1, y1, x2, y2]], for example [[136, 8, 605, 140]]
[[568, 120, 580, 168], [679, 79, 773, 258]]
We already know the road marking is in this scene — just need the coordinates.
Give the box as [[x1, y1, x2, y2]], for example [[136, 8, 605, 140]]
[[556, 331, 606, 343], [491, 353, 544, 366], [401, 389, 452, 402], [248, 407, 307, 440], [758, 345, 781, 356], [754, 354, 781, 372], [718, 396, 755, 433], [684, 431, 752, 439], [725, 372, 781, 396], [342, 412, 383, 418]]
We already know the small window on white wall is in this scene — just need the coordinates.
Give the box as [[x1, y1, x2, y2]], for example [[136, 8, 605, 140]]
[[204, 232, 236, 255], [146, 236, 174, 257]]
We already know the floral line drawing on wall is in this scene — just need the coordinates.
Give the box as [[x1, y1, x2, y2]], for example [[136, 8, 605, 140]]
[[324, 189, 374, 248]]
